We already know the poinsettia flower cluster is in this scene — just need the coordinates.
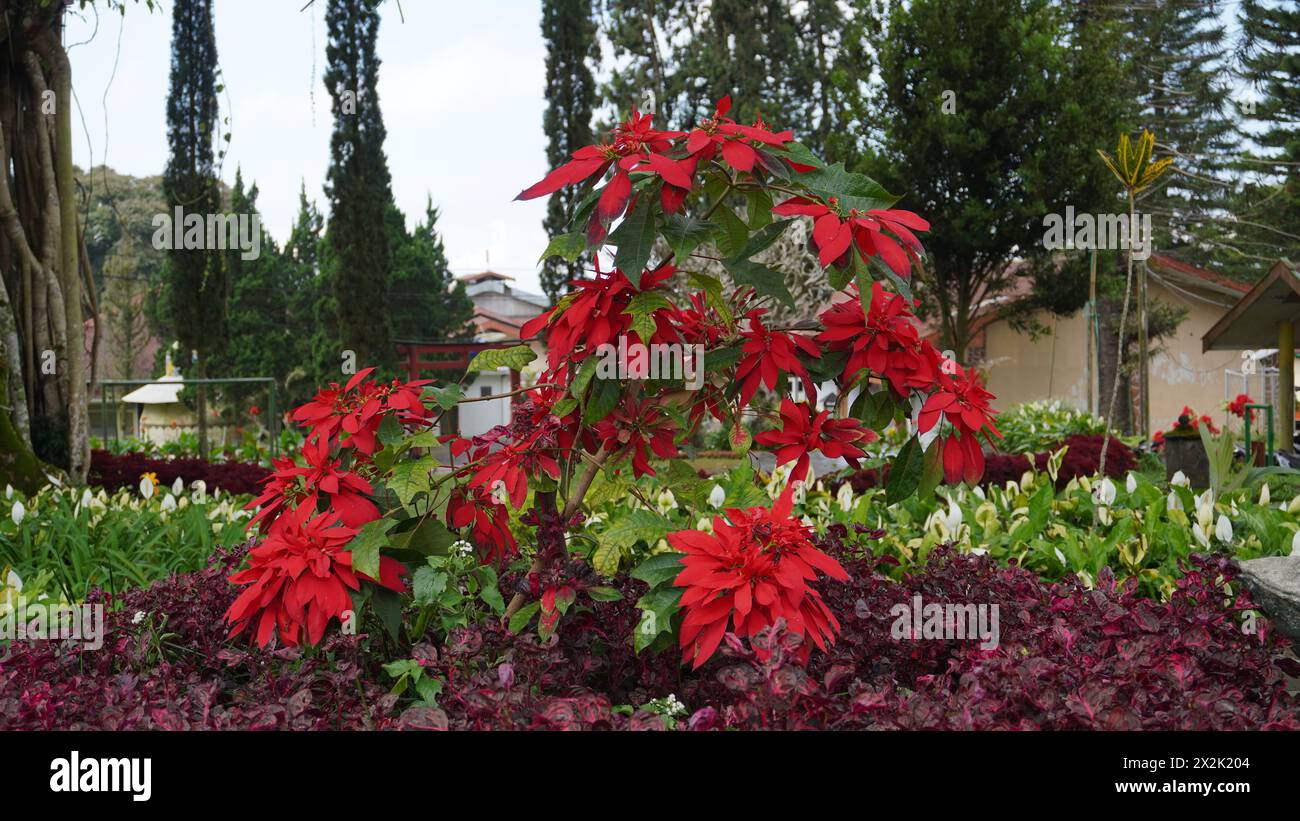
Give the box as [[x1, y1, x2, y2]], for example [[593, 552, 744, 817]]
[[670, 487, 848, 669], [228, 368, 434, 648], [755, 399, 877, 482]]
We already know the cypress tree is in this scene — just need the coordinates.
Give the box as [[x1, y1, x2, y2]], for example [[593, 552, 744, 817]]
[[163, 0, 226, 453], [324, 0, 395, 373], [539, 0, 599, 302]]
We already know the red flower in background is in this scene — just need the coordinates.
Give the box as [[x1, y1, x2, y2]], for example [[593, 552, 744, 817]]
[[816, 282, 939, 394], [736, 311, 820, 407], [592, 395, 680, 478], [447, 485, 518, 566], [1228, 393, 1256, 421], [772, 196, 928, 275], [670, 487, 847, 669], [225, 506, 406, 648], [755, 399, 877, 482]]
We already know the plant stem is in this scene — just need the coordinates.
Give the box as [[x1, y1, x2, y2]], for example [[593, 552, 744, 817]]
[[1099, 190, 1136, 484]]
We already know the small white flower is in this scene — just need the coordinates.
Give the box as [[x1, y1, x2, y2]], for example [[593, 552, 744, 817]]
[[172, 476, 184, 496], [1095, 477, 1117, 506], [1291, 529, 1300, 557], [972, 485, 986, 501], [10, 499, 24, 526], [3, 484, 12, 500], [708, 484, 726, 508], [1215, 514, 1233, 543], [836, 482, 855, 513], [655, 488, 677, 515], [80, 488, 94, 509], [1098, 505, 1112, 526], [132, 610, 146, 625], [696, 517, 714, 534], [1126, 473, 1137, 494], [1259, 483, 1271, 506], [1171, 470, 1189, 488], [944, 495, 963, 534], [1167, 490, 1183, 511], [160, 494, 177, 512], [139, 476, 155, 500], [6, 568, 22, 592], [45, 473, 62, 488], [1054, 547, 1068, 566], [1192, 522, 1210, 548]]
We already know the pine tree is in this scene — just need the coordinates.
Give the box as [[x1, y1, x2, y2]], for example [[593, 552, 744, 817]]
[[1237, 0, 1300, 268], [284, 183, 331, 403], [163, 0, 227, 452], [539, 0, 599, 302], [324, 0, 395, 373]]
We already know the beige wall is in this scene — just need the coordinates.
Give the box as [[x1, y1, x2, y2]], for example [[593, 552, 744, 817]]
[[981, 279, 1260, 435]]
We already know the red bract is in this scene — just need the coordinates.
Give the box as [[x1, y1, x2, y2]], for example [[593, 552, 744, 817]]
[[816, 282, 939, 394], [225, 506, 406, 648], [447, 485, 518, 566], [515, 109, 688, 235], [754, 399, 877, 482], [772, 196, 928, 275], [592, 395, 680, 478], [464, 430, 562, 509], [918, 367, 1000, 484], [245, 437, 378, 533], [736, 311, 820, 407], [685, 96, 794, 175], [522, 266, 675, 371], [291, 367, 433, 455], [670, 487, 848, 670]]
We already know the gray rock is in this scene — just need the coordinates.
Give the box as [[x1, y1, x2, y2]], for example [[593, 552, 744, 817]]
[[1235, 555, 1300, 639]]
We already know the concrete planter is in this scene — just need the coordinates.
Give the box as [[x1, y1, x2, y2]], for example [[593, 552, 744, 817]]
[[1164, 433, 1209, 488]]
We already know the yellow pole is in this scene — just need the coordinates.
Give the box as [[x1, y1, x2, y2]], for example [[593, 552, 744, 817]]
[[1280, 320, 1295, 453]]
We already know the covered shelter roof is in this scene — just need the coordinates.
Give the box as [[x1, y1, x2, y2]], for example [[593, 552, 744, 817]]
[[1203, 260, 1300, 352], [119, 374, 184, 404]]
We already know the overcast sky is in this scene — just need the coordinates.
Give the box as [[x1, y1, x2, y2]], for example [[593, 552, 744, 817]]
[[66, 0, 552, 295]]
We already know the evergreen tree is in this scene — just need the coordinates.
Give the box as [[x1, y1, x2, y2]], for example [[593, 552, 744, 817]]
[[388, 198, 476, 342], [284, 183, 331, 403], [1237, 0, 1300, 267], [162, 0, 226, 451], [870, 0, 1125, 360], [324, 0, 395, 373], [539, 0, 599, 302]]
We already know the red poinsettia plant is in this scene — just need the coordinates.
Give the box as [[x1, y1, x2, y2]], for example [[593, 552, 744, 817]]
[[228, 97, 998, 670]]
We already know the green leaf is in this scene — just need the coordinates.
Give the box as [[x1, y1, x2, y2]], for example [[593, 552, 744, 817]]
[[569, 356, 599, 400], [745, 187, 774, 229], [591, 540, 625, 577], [610, 196, 657, 275], [686, 272, 733, 325], [550, 396, 578, 418], [624, 290, 675, 342], [662, 214, 717, 263], [377, 415, 403, 447], [347, 518, 398, 581], [538, 232, 587, 264], [603, 508, 671, 552], [587, 585, 623, 602], [778, 141, 826, 172], [918, 439, 945, 500], [887, 435, 925, 504], [630, 552, 685, 587], [413, 564, 448, 607], [389, 455, 436, 506], [724, 258, 793, 307], [705, 345, 742, 372], [797, 162, 899, 212], [429, 384, 463, 410], [582, 377, 621, 424], [467, 344, 536, 373], [731, 218, 792, 262], [870, 255, 914, 303], [508, 601, 540, 634], [372, 586, 404, 641], [392, 517, 457, 555], [712, 206, 750, 258]]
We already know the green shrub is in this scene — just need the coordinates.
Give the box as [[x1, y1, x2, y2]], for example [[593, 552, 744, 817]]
[[995, 400, 1109, 454]]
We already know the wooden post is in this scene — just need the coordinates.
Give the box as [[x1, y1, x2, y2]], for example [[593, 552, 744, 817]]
[[1280, 320, 1295, 453]]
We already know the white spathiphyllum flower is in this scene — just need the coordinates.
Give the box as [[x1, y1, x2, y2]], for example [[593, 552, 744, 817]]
[[10, 499, 25, 526], [172, 477, 184, 496], [139, 476, 155, 500], [836, 482, 855, 513], [944, 495, 963, 534], [1095, 477, 1117, 506], [656, 488, 677, 515], [696, 517, 714, 534], [1126, 473, 1137, 494], [1097, 505, 1112, 526], [1167, 490, 1183, 511], [1192, 522, 1210, 548], [972, 485, 986, 501], [45, 473, 62, 488], [1054, 547, 1068, 567], [800, 515, 815, 527], [1171, 470, 1189, 488], [4, 484, 12, 500], [6, 568, 22, 592], [708, 484, 726, 508], [160, 494, 178, 512], [1215, 514, 1233, 543], [80, 488, 94, 510], [1259, 483, 1270, 506], [1291, 529, 1300, 557]]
